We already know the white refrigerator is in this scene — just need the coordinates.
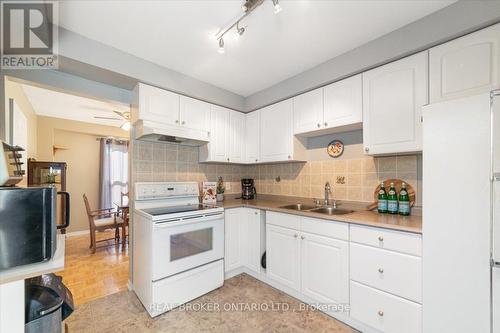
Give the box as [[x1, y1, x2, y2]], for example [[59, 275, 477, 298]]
[[422, 91, 500, 333]]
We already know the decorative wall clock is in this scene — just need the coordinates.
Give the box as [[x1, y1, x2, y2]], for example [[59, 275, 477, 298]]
[[327, 140, 344, 158]]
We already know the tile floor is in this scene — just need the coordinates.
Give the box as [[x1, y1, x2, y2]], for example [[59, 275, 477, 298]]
[[66, 274, 358, 333], [59, 230, 129, 305]]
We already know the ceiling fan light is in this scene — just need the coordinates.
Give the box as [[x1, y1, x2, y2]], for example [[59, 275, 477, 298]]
[[121, 122, 131, 131], [218, 38, 225, 54]]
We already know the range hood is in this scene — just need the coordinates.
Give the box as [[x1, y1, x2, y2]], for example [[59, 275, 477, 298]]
[[134, 120, 209, 146]]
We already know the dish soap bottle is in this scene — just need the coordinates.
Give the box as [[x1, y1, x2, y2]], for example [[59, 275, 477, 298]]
[[387, 182, 398, 214], [398, 182, 410, 216], [377, 182, 388, 213]]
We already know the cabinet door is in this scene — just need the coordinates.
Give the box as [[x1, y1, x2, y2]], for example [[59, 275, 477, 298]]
[[266, 224, 300, 290], [179, 96, 210, 132], [137, 83, 179, 126], [225, 209, 244, 273], [494, 267, 500, 333], [260, 100, 293, 162], [229, 111, 245, 163], [301, 232, 349, 305], [362, 52, 428, 155], [293, 88, 323, 135], [244, 209, 263, 273], [209, 105, 230, 162], [245, 110, 260, 163], [430, 23, 500, 103], [323, 74, 362, 128]]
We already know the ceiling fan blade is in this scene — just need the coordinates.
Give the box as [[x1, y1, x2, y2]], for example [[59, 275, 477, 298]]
[[113, 110, 130, 120], [94, 116, 122, 120]]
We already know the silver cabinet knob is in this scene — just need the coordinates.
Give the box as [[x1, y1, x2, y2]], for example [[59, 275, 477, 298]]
[[288, 155, 291, 159], [317, 123, 321, 128], [301, 235, 305, 240], [324, 122, 328, 127], [175, 120, 179, 124], [182, 121, 186, 125], [208, 131, 211, 136], [254, 211, 258, 215], [378, 311, 384, 317], [227, 158, 230, 162], [378, 236, 384, 242], [294, 234, 298, 238], [378, 268, 384, 274], [255, 159, 258, 162], [364, 147, 370, 152]]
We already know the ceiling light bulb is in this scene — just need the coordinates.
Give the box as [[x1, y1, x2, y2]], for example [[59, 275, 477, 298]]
[[234, 26, 245, 40], [272, 0, 282, 14], [218, 38, 225, 54], [121, 122, 131, 131]]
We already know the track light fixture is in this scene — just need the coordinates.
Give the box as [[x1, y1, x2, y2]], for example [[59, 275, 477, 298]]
[[215, 0, 282, 53], [272, 0, 282, 14], [233, 23, 245, 40], [218, 38, 225, 54]]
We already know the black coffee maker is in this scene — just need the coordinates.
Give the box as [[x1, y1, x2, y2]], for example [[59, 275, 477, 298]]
[[241, 179, 256, 200]]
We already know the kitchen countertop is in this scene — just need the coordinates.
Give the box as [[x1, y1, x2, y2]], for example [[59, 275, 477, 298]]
[[218, 198, 422, 234]]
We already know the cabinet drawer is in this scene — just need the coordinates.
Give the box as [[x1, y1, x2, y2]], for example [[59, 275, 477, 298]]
[[350, 243, 422, 303], [350, 281, 422, 333], [300, 217, 348, 241], [266, 211, 300, 230], [350, 225, 421, 256]]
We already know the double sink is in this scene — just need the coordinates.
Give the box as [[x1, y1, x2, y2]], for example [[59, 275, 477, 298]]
[[278, 204, 354, 216]]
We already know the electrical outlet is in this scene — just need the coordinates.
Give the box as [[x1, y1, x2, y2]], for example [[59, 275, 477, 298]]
[[226, 182, 231, 190]]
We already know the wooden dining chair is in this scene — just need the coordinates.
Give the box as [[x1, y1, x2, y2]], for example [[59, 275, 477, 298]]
[[83, 194, 125, 254]]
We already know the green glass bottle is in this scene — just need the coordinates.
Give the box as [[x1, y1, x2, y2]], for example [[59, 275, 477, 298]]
[[387, 182, 398, 214], [377, 182, 388, 213], [398, 182, 411, 216]]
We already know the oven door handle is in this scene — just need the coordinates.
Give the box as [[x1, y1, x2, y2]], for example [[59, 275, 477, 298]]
[[153, 212, 224, 229]]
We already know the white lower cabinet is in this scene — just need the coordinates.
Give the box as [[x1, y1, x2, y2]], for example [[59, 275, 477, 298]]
[[350, 243, 422, 303], [300, 232, 349, 305], [266, 224, 301, 290], [350, 281, 422, 333], [224, 208, 243, 272], [224, 208, 265, 275], [266, 212, 349, 307]]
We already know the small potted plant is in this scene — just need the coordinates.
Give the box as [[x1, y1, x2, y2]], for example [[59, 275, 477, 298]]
[[216, 176, 225, 202]]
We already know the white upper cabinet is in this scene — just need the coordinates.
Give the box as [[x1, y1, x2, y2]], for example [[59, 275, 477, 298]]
[[133, 83, 180, 126], [245, 110, 260, 163], [179, 96, 210, 132], [323, 74, 363, 129], [293, 88, 323, 134], [362, 51, 428, 155], [229, 111, 245, 163], [260, 100, 297, 162], [430, 23, 500, 103], [199, 105, 229, 162]]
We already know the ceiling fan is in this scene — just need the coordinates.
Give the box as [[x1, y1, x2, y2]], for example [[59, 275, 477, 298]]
[[93, 110, 131, 130]]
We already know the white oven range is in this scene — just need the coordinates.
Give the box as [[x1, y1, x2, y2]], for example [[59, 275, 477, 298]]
[[132, 182, 224, 317]]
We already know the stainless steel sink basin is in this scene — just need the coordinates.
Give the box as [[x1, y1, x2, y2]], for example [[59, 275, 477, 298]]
[[309, 207, 354, 215], [279, 204, 317, 211]]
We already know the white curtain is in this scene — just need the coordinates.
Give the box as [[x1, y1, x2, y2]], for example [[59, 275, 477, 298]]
[[99, 139, 129, 209]]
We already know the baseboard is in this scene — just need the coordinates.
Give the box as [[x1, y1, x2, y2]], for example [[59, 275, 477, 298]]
[[64, 230, 89, 237]]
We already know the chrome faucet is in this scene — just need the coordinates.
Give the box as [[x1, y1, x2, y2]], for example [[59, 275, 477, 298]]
[[324, 182, 331, 206]]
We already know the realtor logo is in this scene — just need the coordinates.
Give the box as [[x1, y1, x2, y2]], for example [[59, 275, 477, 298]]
[[1, 1, 58, 69]]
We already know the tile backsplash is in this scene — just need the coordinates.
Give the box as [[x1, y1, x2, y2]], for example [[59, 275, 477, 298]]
[[133, 139, 422, 206]]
